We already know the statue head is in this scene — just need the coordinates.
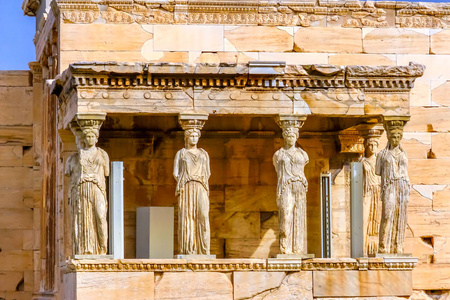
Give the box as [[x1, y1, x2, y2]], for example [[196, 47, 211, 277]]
[[184, 128, 201, 147], [81, 127, 99, 148], [384, 120, 405, 149], [365, 137, 379, 156], [69, 121, 85, 150], [282, 127, 299, 148]]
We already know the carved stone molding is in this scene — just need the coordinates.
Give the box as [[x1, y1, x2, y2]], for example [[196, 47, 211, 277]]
[[51, 62, 424, 128], [35, 0, 450, 28], [178, 113, 209, 131], [63, 257, 418, 273], [338, 129, 365, 154], [29, 62, 43, 83]]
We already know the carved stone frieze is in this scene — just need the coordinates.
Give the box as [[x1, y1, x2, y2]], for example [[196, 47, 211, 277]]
[[34, 0, 450, 28], [338, 129, 365, 154], [63, 257, 418, 273]]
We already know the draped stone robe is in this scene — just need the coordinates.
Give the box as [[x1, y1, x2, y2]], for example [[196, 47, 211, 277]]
[[174, 148, 211, 255], [376, 143, 410, 254], [361, 154, 382, 255], [66, 147, 109, 255], [273, 147, 309, 254]]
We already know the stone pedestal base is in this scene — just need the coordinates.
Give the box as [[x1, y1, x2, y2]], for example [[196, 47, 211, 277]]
[[175, 254, 216, 259], [276, 253, 315, 259], [372, 253, 412, 258], [62, 258, 417, 299], [74, 255, 114, 259]]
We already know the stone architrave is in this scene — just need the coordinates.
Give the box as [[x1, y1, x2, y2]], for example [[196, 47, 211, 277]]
[[358, 125, 384, 256], [173, 113, 211, 255], [65, 113, 110, 256], [273, 114, 309, 255], [376, 116, 410, 255]]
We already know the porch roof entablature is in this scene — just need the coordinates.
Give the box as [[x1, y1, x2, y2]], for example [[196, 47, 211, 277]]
[[51, 61, 424, 130]]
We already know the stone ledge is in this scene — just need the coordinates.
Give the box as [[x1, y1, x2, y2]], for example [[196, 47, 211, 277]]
[[27, 0, 450, 29], [63, 257, 418, 273]]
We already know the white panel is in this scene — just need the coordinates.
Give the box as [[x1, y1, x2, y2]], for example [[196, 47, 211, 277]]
[[109, 161, 124, 259], [137, 207, 174, 259]]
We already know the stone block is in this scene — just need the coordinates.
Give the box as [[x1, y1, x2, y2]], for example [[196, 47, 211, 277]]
[[0, 250, 33, 271], [224, 158, 259, 185], [409, 159, 450, 185], [363, 28, 429, 54], [0, 71, 30, 87], [0, 230, 23, 250], [0, 189, 23, 208], [210, 211, 260, 239], [413, 263, 450, 290], [259, 53, 328, 65], [233, 271, 286, 300], [226, 238, 278, 258], [432, 133, 450, 159], [225, 26, 293, 52], [328, 54, 396, 66], [0, 87, 33, 126], [294, 28, 362, 53], [433, 185, 450, 211], [313, 270, 412, 297], [404, 237, 434, 262], [402, 133, 432, 159], [260, 212, 278, 239], [60, 24, 153, 51], [60, 50, 147, 71], [0, 146, 22, 167], [431, 29, 450, 54], [74, 272, 154, 300], [0, 126, 32, 146], [433, 236, 450, 264], [224, 185, 277, 212], [0, 209, 33, 230], [432, 81, 450, 107], [0, 272, 23, 291], [155, 272, 232, 300], [407, 210, 450, 237], [153, 25, 224, 51], [250, 271, 312, 300], [406, 107, 450, 133]]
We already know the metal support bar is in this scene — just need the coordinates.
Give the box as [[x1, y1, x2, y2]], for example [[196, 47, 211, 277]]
[[351, 162, 364, 258], [320, 172, 332, 258], [109, 161, 124, 259]]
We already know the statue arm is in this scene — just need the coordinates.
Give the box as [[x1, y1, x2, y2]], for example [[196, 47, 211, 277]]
[[302, 148, 309, 164], [65, 155, 73, 177], [273, 151, 280, 173], [375, 150, 382, 176], [204, 149, 211, 179], [99, 149, 110, 177], [173, 150, 181, 181]]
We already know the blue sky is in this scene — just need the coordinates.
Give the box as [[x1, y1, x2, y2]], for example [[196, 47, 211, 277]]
[[0, 0, 448, 71], [0, 1, 36, 70]]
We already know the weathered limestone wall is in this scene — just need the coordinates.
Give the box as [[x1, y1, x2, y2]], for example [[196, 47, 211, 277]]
[[52, 1, 450, 292], [0, 71, 37, 299]]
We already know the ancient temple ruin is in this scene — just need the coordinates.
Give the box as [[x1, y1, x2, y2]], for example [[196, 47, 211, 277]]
[[1, 0, 450, 299]]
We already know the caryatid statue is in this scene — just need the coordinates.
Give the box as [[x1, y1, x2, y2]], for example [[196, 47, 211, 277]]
[[359, 126, 384, 256], [376, 116, 410, 254], [273, 115, 309, 255], [65, 113, 110, 255], [173, 114, 211, 255]]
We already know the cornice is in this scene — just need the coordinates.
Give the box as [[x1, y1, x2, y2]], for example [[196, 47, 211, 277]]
[[63, 257, 418, 273], [53, 61, 424, 93], [47, 0, 450, 28]]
